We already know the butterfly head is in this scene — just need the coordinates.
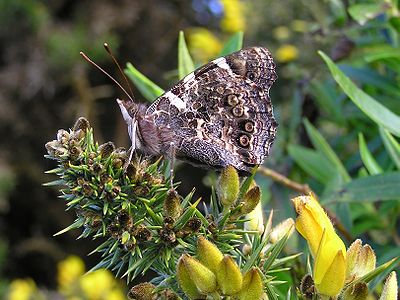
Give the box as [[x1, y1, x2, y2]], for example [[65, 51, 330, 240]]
[[116, 99, 147, 151]]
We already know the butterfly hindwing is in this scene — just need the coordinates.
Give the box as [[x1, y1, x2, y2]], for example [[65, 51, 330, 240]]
[[145, 47, 277, 174]]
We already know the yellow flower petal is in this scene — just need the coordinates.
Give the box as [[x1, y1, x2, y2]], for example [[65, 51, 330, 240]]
[[315, 248, 346, 296], [293, 194, 335, 257], [57, 255, 85, 290], [293, 193, 346, 296]]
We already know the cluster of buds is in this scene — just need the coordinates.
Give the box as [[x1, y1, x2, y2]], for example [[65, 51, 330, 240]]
[[293, 193, 399, 299], [177, 237, 266, 299], [44, 118, 204, 284]]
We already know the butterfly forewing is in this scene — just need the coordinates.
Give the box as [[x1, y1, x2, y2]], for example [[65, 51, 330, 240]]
[[142, 47, 277, 175]]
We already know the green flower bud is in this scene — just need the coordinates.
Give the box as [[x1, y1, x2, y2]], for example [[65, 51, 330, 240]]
[[179, 254, 217, 295], [235, 268, 263, 300], [240, 186, 261, 215], [197, 237, 224, 274], [177, 255, 207, 299], [217, 165, 240, 207], [343, 282, 368, 300], [163, 189, 182, 220], [127, 282, 155, 300], [216, 255, 243, 295]]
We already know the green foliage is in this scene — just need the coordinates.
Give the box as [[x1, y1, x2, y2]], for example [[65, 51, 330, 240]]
[[285, 1, 400, 250]]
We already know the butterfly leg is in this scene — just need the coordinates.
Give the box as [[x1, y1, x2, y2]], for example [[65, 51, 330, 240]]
[[168, 141, 176, 189]]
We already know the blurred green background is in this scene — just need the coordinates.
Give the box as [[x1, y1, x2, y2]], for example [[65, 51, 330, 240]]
[[0, 0, 399, 298]]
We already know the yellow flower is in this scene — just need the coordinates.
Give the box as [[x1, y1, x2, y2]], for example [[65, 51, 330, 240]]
[[7, 278, 38, 300], [276, 44, 299, 63], [220, 0, 246, 33], [80, 269, 122, 300], [187, 28, 222, 63], [57, 255, 85, 291], [292, 193, 346, 297]]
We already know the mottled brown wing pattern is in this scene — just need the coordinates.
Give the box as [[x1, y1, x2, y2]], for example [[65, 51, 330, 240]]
[[146, 47, 277, 174]]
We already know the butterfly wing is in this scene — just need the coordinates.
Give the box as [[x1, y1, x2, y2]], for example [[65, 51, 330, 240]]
[[147, 47, 277, 174]]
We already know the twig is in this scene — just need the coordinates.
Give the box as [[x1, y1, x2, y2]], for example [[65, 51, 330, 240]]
[[258, 166, 311, 194]]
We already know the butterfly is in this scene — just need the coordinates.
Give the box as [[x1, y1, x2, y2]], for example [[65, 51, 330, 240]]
[[117, 47, 277, 176]]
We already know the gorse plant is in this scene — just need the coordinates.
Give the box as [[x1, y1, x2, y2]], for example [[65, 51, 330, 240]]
[[44, 115, 297, 299], [44, 28, 399, 300]]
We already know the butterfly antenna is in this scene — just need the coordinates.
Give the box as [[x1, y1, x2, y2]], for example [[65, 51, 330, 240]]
[[103, 43, 135, 101], [80, 51, 135, 103]]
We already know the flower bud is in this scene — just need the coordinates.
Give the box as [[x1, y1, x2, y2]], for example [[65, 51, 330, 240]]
[[127, 282, 155, 300], [342, 282, 368, 300], [216, 255, 243, 295], [380, 271, 398, 300], [235, 268, 263, 300], [217, 165, 240, 207], [300, 274, 315, 299], [73, 117, 90, 132], [314, 232, 346, 296], [292, 193, 346, 296], [240, 186, 261, 215], [346, 239, 376, 282], [177, 256, 205, 299], [178, 254, 217, 295], [163, 189, 182, 220], [270, 218, 295, 244], [244, 200, 264, 234], [57, 129, 70, 144], [197, 237, 223, 274], [98, 142, 115, 159]]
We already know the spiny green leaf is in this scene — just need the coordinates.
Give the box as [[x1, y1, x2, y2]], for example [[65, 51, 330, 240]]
[[53, 218, 85, 236], [319, 51, 400, 137], [178, 31, 195, 79], [352, 257, 399, 285], [263, 229, 292, 272], [219, 31, 243, 56], [358, 133, 383, 175], [125, 62, 164, 102]]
